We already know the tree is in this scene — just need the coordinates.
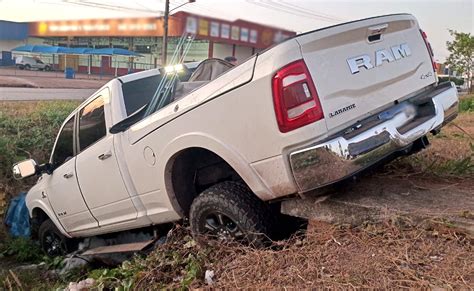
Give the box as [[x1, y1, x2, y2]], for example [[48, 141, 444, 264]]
[[446, 30, 474, 93]]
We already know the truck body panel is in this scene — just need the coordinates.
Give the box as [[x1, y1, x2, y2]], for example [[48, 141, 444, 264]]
[[22, 14, 459, 239], [296, 14, 437, 134]]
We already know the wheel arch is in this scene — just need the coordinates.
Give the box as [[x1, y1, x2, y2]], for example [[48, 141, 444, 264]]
[[159, 134, 273, 216], [28, 201, 71, 238]]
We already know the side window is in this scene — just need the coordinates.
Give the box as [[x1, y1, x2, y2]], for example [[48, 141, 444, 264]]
[[79, 96, 106, 151], [51, 115, 75, 168], [122, 74, 162, 116]]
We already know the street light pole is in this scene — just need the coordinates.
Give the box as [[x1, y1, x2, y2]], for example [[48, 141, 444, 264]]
[[161, 0, 170, 66]]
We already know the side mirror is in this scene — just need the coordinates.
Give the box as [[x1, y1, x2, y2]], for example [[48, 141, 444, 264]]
[[12, 159, 37, 180]]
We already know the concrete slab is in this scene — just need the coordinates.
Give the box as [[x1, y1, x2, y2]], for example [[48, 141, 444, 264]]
[[281, 176, 474, 234], [81, 240, 155, 256]]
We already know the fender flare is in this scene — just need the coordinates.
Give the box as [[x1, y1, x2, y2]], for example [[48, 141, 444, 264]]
[[158, 132, 275, 214], [28, 201, 71, 238]]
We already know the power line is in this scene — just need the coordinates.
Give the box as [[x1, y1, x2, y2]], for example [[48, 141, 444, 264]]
[[256, 0, 340, 22], [270, 0, 346, 22], [246, 0, 343, 23], [60, 0, 162, 14]]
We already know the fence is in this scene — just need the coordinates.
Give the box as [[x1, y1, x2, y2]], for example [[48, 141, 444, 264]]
[[0, 59, 158, 80]]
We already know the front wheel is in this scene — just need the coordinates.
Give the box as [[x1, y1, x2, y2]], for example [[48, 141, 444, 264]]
[[39, 219, 69, 257], [189, 181, 274, 246]]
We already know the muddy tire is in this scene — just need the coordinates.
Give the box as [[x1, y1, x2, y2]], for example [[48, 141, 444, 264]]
[[190, 181, 274, 246], [39, 219, 69, 257]]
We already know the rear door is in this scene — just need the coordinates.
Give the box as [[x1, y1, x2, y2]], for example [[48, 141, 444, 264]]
[[296, 14, 437, 133], [75, 88, 138, 226]]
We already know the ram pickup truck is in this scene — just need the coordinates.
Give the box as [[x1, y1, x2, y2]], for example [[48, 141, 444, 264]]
[[13, 14, 458, 255]]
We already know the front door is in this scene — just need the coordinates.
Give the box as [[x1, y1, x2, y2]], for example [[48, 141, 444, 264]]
[[75, 90, 138, 226], [46, 115, 98, 233]]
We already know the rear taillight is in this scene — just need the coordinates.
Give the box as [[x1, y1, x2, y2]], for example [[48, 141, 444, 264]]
[[420, 29, 437, 71], [272, 60, 323, 133]]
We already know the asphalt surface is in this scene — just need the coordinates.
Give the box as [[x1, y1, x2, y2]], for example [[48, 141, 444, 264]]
[[0, 87, 97, 101]]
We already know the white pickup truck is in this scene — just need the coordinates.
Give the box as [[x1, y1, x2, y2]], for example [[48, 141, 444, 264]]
[[13, 14, 458, 255]]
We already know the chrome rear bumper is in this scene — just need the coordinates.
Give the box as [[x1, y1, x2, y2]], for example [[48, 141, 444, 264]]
[[289, 82, 459, 193]]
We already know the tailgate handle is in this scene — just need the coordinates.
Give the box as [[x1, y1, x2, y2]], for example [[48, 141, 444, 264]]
[[368, 24, 388, 35], [368, 24, 388, 43]]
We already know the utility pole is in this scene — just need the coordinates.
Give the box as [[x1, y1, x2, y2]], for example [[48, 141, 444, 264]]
[[161, 0, 170, 66], [161, 0, 195, 66]]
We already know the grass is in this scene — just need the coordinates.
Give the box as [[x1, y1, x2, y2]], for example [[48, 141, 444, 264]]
[[0, 99, 472, 289], [459, 94, 474, 113], [0, 237, 43, 263], [3, 220, 469, 290], [389, 103, 474, 177], [0, 101, 80, 289], [0, 100, 79, 201], [51, 221, 474, 289]]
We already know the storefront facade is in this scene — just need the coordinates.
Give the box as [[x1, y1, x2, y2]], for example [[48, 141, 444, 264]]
[[21, 12, 295, 75]]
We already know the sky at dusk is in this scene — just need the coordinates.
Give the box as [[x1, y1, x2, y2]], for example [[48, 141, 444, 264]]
[[0, 0, 472, 61]]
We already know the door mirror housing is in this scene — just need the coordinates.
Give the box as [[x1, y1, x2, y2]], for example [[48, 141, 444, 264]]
[[12, 159, 38, 180]]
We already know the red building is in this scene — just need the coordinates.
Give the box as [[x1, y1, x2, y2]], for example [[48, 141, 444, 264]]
[[24, 12, 296, 75]]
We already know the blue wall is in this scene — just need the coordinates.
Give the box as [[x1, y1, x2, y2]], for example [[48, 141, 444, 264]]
[[0, 20, 28, 40]]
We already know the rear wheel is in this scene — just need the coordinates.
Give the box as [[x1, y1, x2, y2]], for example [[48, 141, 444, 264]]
[[24, 64, 31, 70], [39, 219, 69, 257], [18, 65, 24, 70], [44, 65, 51, 71], [190, 181, 274, 246]]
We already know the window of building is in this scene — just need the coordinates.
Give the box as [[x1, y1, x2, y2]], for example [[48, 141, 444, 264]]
[[78, 95, 107, 151], [135, 45, 152, 54], [51, 115, 75, 168]]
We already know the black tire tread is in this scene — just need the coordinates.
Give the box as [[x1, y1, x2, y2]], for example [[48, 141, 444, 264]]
[[38, 219, 68, 256], [190, 181, 274, 244]]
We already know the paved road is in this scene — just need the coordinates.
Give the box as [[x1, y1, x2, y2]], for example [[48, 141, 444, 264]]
[[0, 87, 97, 101]]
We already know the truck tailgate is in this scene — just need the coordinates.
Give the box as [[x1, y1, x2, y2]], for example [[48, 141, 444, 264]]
[[295, 14, 437, 133]]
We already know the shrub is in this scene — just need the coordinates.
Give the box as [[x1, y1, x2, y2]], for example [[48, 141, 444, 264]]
[[0, 101, 79, 195], [438, 76, 464, 86], [0, 237, 43, 263], [459, 95, 474, 112]]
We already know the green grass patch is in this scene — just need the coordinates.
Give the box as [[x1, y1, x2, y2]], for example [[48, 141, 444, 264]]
[[88, 231, 208, 290], [459, 94, 474, 112], [0, 237, 43, 263], [391, 142, 474, 177], [0, 101, 79, 195]]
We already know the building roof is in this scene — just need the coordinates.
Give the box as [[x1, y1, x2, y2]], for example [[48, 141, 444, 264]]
[[0, 20, 28, 40]]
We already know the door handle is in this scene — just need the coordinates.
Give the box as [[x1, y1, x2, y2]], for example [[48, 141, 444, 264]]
[[98, 152, 112, 160], [63, 173, 74, 179]]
